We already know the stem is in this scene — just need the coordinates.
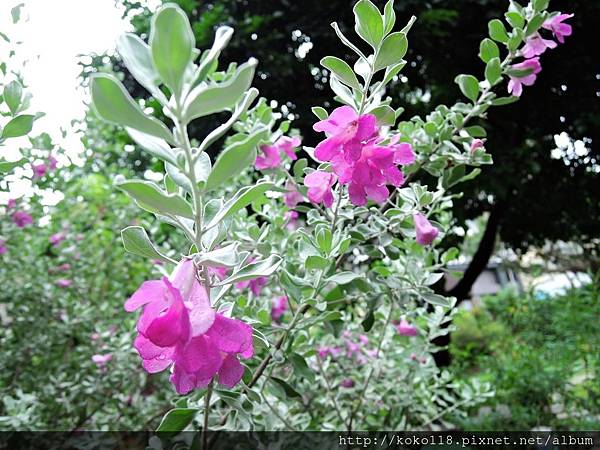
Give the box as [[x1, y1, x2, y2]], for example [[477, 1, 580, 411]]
[[202, 380, 214, 450], [315, 355, 346, 426], [329, 184, 344, 235]]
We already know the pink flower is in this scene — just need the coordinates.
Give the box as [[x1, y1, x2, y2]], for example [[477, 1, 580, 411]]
[[48, 155, 58, 170], [255, 136, 301, 170], [49, 232, 66, 247], [125, 259, 253, 394], [12, 211, 33, 228], [507, 58, 542, 97], [32, 163, 47, 178], [414, 213, 439, 245], [56, 279, 73, 288], [92, 353, 112, 368], [7, 198, 16, 209], [235, 276, 268, 296], [284, 183, 303, 208], [271, 295, 288, 321], [340, 378, 355, 388], [542, 13, 573, 44], [470, 139, 485, 153], [520, 33, 557, 58], [209, 266, 229, 281], [0, 239, 7, 255], [152, 259, 164, 266], [395, 318, 418, 337], [304, 170, 336, 207], [313, 106, 377, 162], [284, 210, 299, 230]]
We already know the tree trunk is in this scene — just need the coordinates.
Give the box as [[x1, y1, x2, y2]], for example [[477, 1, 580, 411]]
[[432, 201, 506, 367]]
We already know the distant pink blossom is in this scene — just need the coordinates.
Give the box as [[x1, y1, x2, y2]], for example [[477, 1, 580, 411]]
[[12, 211, 33, 228], [284, 210, 299, 230], [48, 155, 58, 170], [235, 276, 268, 296], [152, 259, 164, 266], [520, 33, 557, 58], [209, 266, 229, 281], [542, 13, 574, 44], [271, 295, 288, 321], [304, 170, 336, 207], [92, 353, 112, 368], [0, 239, 7, 255], [340, 378, 355, 388], [284, 183, 303, 208], [414, 213, 439, 245], [49, 232, 66, 247], [470, 139, 485, 153], [57, 263, 71, 271], [56, 279, 73, 288], [395, 318, 418, 337], [275, 136, 301, 160], [32, 163, 47, 178], [255, 136, 301, 170], [7, 198, 16, 209], [125, 259, 253, 394], [507, 58, 542, 97]]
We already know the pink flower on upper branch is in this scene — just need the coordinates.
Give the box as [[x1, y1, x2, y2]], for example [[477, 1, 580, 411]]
[[284, 210, 299, 230], [470, 139, 485, 153], [507, 58, 542, 97], [12, 211, 33, 228], [284, 183, 303, 208], [255, 136, 301, 170], [520, 33, 557, 58], [0, 240, 7, 255], [395, 318, 418, 336], [32, 163, 47, 178], [49, 232, 66, 247], [271, 295, 288, 321], [56, 279, 73, 288], [48, 155, 58, 170], [542, 13, 574, 44], [413, 213, 439, 245], [304, 170, 336, 207], [7, 198, 17, 209], [92, 354, 112, 369], [125, 259, 253, 394]]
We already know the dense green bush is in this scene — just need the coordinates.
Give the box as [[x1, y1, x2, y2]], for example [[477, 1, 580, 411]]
[[451, 282, 600, 430]]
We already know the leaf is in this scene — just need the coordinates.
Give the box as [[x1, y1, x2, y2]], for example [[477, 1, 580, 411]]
[[216, 255, 282, 286], [116, 33, 164, 101], [421, 293, 452, 308], [90, 74, 173, 143], [269, 377, 301, 398], [490, 96, 519, 106], [374, 32, 407, 71], [127, 128, 178, 166], [305, 255, 329, 270], [330, 22, 367, 61], [329, 76, 355, 106], [488, 19, 509, 43], [193, 26, 234, 86], [478, 38, 499, 63], [3, 80, 23, 115], [115, 178, 194, 218], [455, 74, 479, 102], [150, 4, 194, 96], [1, 115, 34, 139], [156, 408, 199, 433], [121, 226, 173, 263], [485, 57, 502, 85], [205, 127, 267, 191], [311, 106, 328, 121], [11, 3, 24, 24], [321, 56, 361, 90], [383, 0, 396, 35], [369, 105, 395, 126], [183, 59, 257, 123], [327, 271, 362, 285], [195, 243, 241, 268], [204, 182, 274, 230], [290, 353, 315, 383], [0, 158, 25, 174], [353, 0, 384, 49]]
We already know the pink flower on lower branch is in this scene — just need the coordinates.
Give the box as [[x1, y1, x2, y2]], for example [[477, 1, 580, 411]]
[[125, 259, 253, 394], [12, 211, 33, 228], [32, 163, 47, 178], [507, 58, 542, 97], [92, 353, 112, 369], [413, 213, 439, 245], [255, 136, 301, 170], [271, 295, 288, 321], [304, 170, 336, 207], [49, 232, 66, 247], [395, 319, 418, 337], [520, 33, 556, 58], [56, 279, 73, 288]]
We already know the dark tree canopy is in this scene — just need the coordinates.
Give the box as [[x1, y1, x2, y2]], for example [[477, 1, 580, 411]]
[[115, 0, 599, 255]]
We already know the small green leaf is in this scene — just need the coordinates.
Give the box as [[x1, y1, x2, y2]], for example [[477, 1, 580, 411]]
[[117, 33, 164, 101], [353, 0, 384, 49], [488, 19, 509, 43], [150, 4, 194, 96], [205, 182, 274, 230], [305, 255, 329, 270], [11, 3, 24, 24], [374, 32, 407, 71], [311, 107, 328, 121], [127, 129, 178, 166], [455, 74, 480, 102], [478, 38, 499, 63], [121, 226, 173, 263], [505, 11, 525, 29], [321, 56, 362, 90], [183, 59, 257, 123], [3, 80, 23, 115], [490, 96, 519, 106], [217, 254, 282, 285], [1, 115, 34, 139], [195, 243, 241, 268], [156, 408, 199, 433], [90, 74, 173, 143], [327, 271, 362, 285], [421, 293, 452, 308], [331, 22, 367, 61], [485, 57, 502, 85], [206, 127, 267, 191], [383, 0, 396, 35], [269, 377, 301, 398], [116, 178, 194, 218], [0, 158, 26, 174], [369, 105, 396, 126], [193, 26, 234, 86]]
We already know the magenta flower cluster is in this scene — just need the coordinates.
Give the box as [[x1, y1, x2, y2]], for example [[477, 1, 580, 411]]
[[255, 136, 301, 170], [125, 259, 254, 394], [508, 13, 572, 97], [306, 106, 415, 207]]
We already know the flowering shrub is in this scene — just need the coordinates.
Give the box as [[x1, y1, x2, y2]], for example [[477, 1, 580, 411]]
[[81, 0, 572, 436]]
